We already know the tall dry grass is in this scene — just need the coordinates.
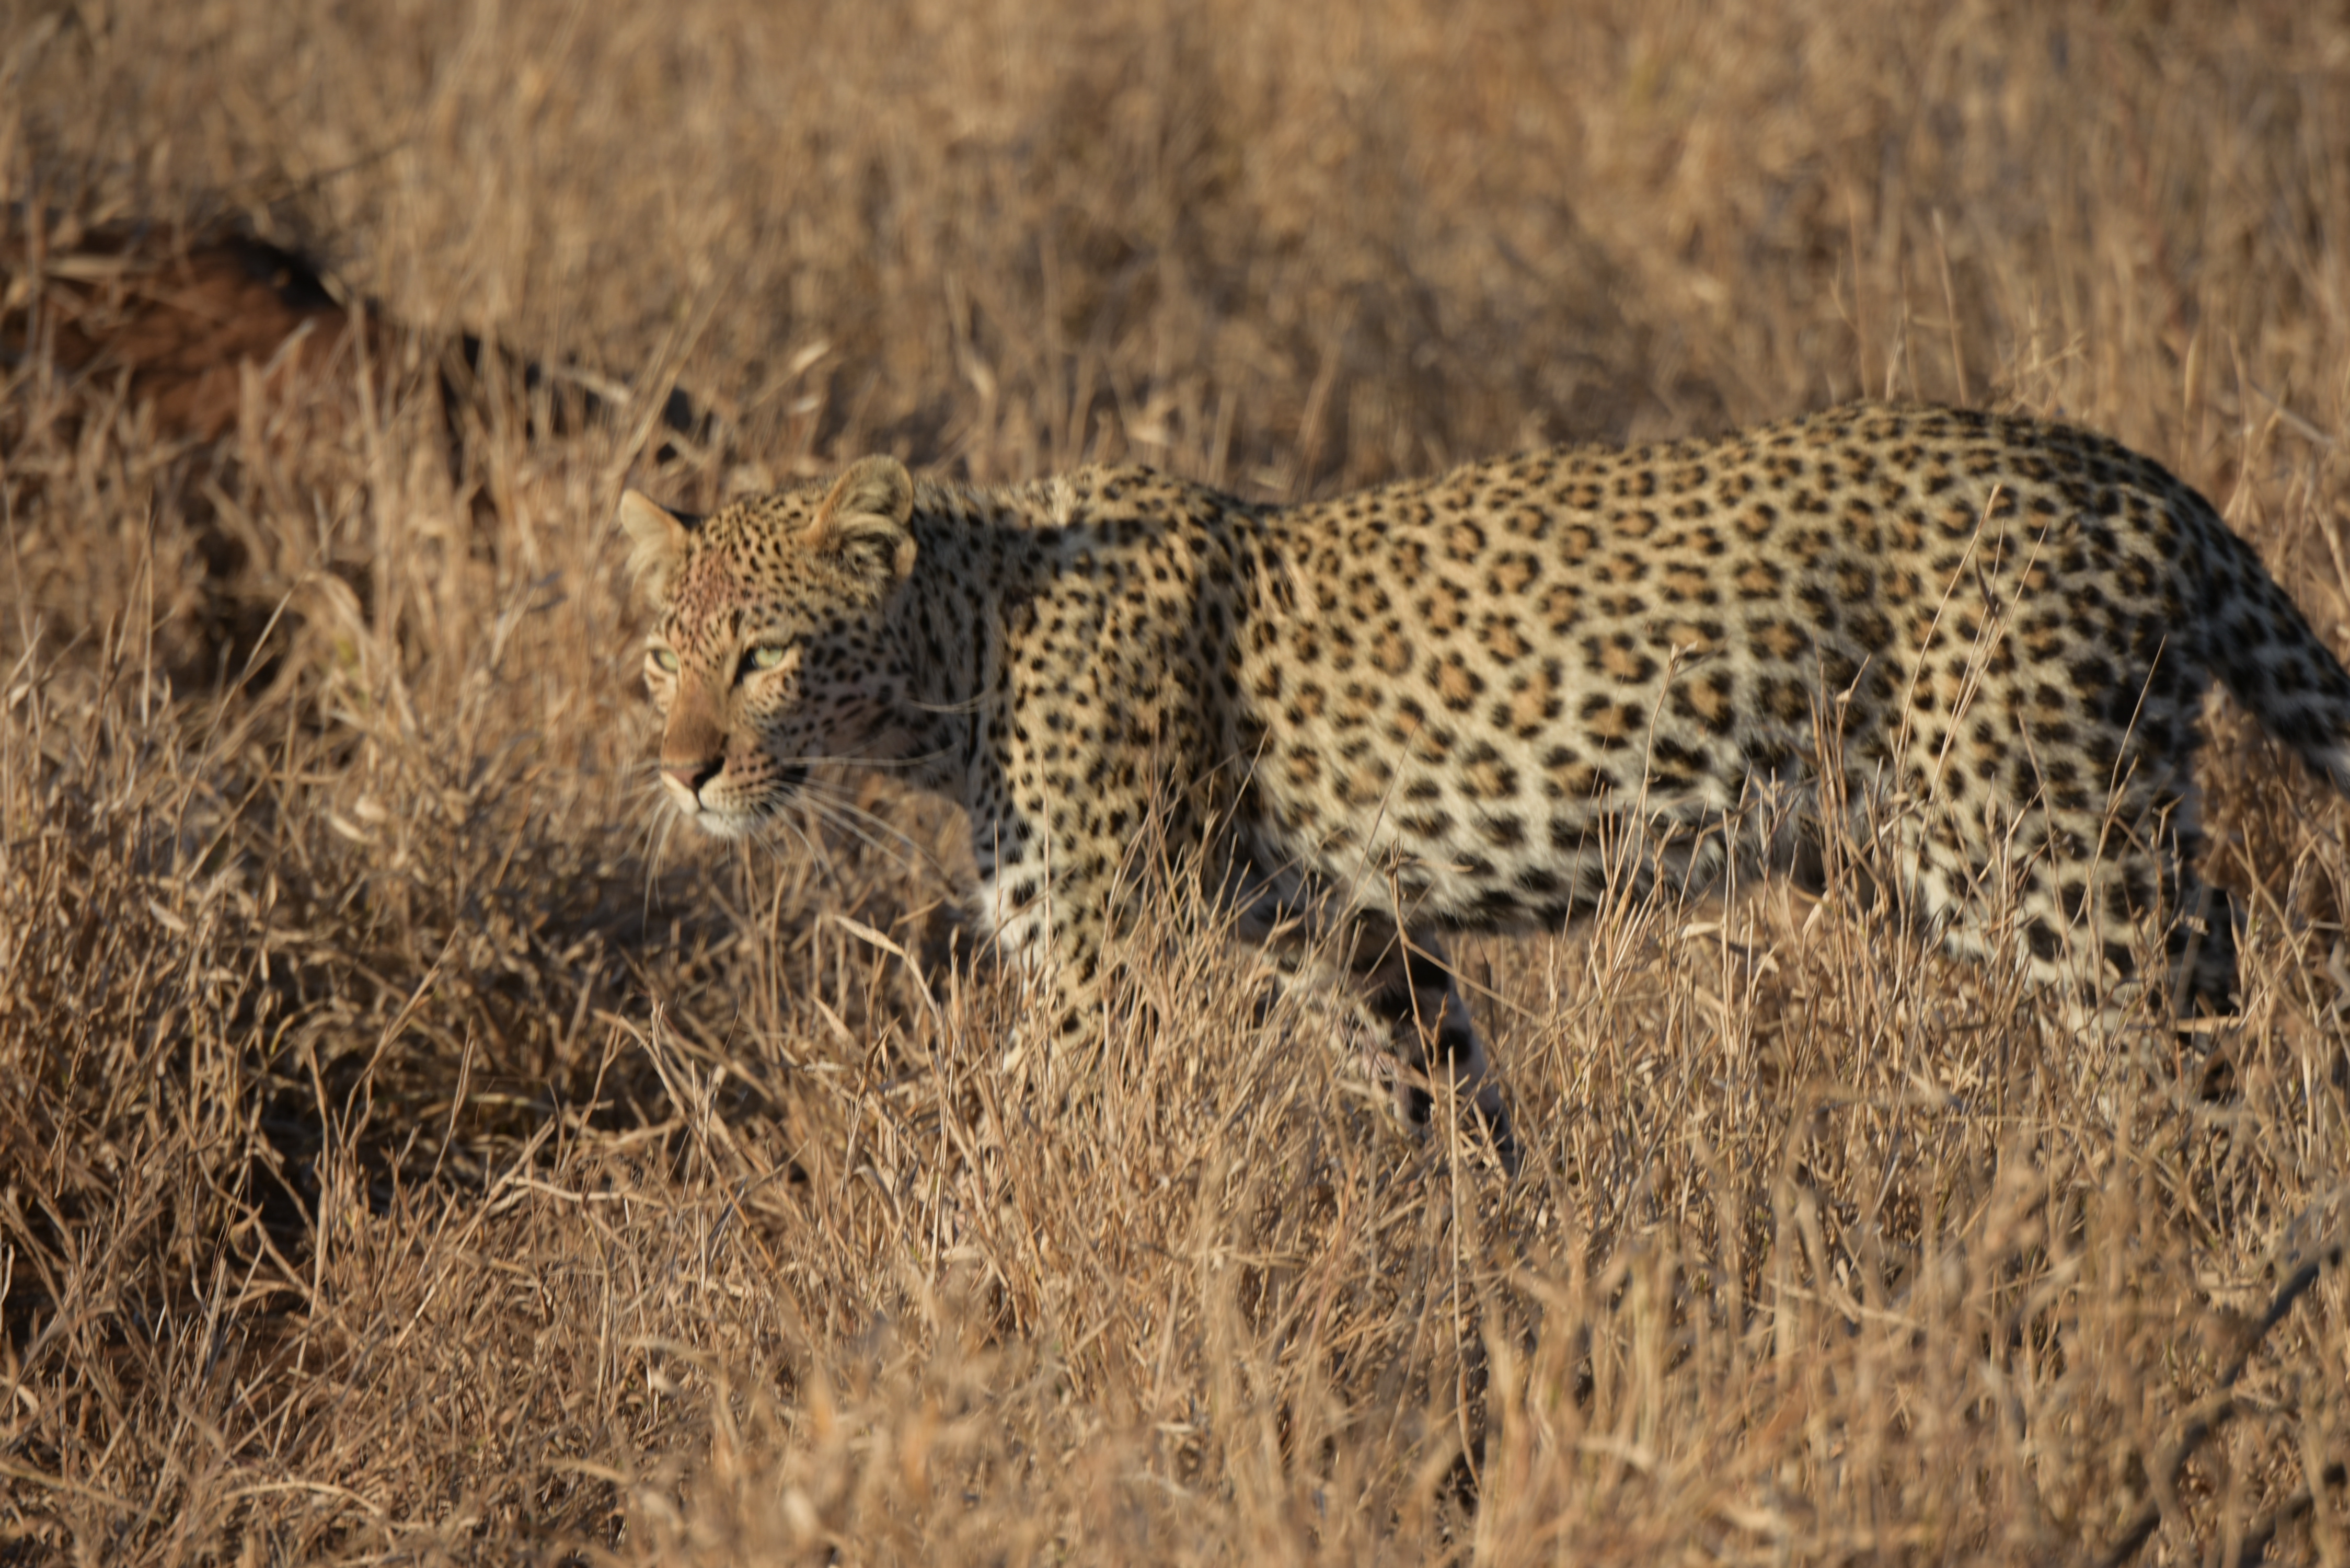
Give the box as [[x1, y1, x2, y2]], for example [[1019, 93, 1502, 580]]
[[3, 0, 2348, 1561]]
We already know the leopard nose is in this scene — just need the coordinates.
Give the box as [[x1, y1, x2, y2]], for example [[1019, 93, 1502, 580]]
[[662, 756, 724, 797]]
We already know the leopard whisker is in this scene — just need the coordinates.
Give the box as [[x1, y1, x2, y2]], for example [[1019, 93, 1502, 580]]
[[793, 787, 942, 879]]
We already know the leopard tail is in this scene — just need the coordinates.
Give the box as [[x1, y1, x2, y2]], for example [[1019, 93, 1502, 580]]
[[2194, 502, 2350, 796]]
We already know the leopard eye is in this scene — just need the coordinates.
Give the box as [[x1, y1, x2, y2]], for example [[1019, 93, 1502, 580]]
[[648, 646, 681, 674], [747, 643, 793, 673]]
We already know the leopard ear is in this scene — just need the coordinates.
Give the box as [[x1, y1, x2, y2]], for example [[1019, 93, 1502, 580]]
[[619, 490, 693, 604], [803, 455, 917, 585]]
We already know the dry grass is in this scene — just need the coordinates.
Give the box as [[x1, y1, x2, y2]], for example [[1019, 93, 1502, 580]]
[[4, 0, 2349, 1561]]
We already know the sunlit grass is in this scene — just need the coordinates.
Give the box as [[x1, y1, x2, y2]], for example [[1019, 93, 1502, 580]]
[[3, 0, 2347, 1561]]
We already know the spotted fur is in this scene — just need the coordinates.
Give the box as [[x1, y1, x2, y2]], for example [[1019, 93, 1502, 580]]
[[622, 403, 2350, 1162]]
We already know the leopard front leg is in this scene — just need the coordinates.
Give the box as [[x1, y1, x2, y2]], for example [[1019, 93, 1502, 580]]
[[1340, 915, 1519, 1172], [963, 748, 1170, 1097], [968, 831, 1112, 1080], [1239, 889, 1518, 1172]]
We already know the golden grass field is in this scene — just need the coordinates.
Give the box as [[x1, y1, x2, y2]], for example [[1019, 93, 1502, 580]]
[[4, 0, 2348, 1560]]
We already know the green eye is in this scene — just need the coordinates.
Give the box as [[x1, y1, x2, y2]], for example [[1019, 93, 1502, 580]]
[[649, 646, 680, 673], [748, 644, 792, 672]]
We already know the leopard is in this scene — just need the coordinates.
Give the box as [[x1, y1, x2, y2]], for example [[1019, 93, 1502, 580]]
[[618, 401, 2350, 1170]]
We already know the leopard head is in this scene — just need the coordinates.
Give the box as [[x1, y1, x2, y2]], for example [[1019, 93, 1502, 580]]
[[619, 456, 918, 835]]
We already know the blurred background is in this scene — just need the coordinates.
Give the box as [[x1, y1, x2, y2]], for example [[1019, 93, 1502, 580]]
[[21, 0, 2350, 475]]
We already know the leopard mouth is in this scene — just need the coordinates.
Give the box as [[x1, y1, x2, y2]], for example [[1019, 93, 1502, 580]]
[[668, 763, 813, 837]]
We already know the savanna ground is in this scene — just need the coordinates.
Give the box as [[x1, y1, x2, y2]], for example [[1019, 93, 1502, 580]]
[[3, 0, 2348, 1561]]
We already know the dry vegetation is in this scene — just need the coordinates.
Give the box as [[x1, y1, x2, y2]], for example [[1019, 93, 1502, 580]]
[[3, 0, 2349, 1561]]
